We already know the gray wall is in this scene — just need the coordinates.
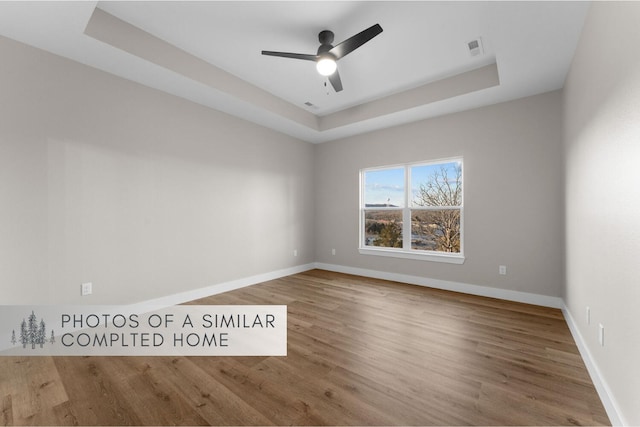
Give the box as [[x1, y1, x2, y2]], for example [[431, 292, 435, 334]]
[[0, 36, 315, 305], [563, 2, 640, 425], [314, 90, 565, 297]]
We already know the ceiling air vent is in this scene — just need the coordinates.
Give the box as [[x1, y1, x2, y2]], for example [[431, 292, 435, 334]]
[[467, 38, 484, 57], [304, 101, 319, 110]]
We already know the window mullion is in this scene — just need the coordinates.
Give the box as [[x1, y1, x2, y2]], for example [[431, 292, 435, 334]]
[[403, 165, 411, 250], [403, 208, 411, 249]]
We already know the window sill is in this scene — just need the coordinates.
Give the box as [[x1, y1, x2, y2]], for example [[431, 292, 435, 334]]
[[358, 247, 465, 264]]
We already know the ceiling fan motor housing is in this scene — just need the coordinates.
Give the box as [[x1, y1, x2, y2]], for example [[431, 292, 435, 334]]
[[317, 31, 335, 56], [318, 30, 334, 46]]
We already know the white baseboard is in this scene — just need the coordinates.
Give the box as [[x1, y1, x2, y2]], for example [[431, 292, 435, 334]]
[[561, 305, 626, 426], [130, 263, 316, 310], [313, 262, 564, 308], [132, 261, 562, 310]]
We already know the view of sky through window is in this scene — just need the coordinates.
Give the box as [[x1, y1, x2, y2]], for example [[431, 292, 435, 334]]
[[364, 161, 461, 207], [363, 168, 404, 207]]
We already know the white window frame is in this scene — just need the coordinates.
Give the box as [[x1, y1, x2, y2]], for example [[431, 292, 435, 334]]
[[359, 157, 465, 264]]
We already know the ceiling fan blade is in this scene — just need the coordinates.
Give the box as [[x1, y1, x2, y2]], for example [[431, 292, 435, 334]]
[[329, 24, 383, 60], [329, 69, 343, 92], [261, 51, 317, 61]]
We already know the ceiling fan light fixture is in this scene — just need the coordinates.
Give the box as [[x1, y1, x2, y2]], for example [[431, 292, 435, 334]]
[[262, 23, 382, 91], [316, 55, 337, 76]]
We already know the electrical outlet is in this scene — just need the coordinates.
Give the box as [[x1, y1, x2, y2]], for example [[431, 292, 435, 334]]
[[599, 324, 605, 346], [81, 282, 92, 296], [586, 306, 591, 325], [293, 249, 298, 257], [498, 265, 507, 275], [331, 248, 336, 256]]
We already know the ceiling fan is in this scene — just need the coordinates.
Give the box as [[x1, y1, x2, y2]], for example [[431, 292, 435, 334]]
[[261, 23, 383, 93]]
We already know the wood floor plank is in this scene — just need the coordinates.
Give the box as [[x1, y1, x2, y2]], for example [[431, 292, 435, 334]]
[[0, 357, 68, 425], [149, 357, 274, 425], [0, 269, 610, 425], [52, 356, 143, 425], [189, 357, 320, 425], [254, 356, 398, 426], [1, 395, 13, 426]]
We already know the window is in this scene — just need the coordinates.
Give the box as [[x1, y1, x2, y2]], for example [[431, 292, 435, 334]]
[[360, 158, 464, 264]]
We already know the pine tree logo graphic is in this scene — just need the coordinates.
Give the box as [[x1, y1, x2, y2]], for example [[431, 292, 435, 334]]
[[11, 311, 55, 349]]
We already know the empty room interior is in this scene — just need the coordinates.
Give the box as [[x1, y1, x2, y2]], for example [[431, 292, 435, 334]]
[[0, 1, 639, 426]]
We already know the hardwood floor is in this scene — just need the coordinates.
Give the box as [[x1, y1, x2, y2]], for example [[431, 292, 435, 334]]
[[0, 269, 610, 425]]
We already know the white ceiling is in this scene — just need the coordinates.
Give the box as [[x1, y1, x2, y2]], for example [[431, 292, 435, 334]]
[[0, 1, 590, 143]]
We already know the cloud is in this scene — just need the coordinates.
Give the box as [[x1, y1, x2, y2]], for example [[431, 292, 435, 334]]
[[368, 183, 404, 192]]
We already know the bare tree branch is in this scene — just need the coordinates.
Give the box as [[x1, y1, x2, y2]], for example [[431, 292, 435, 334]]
[[412, 164, 462, 252]]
